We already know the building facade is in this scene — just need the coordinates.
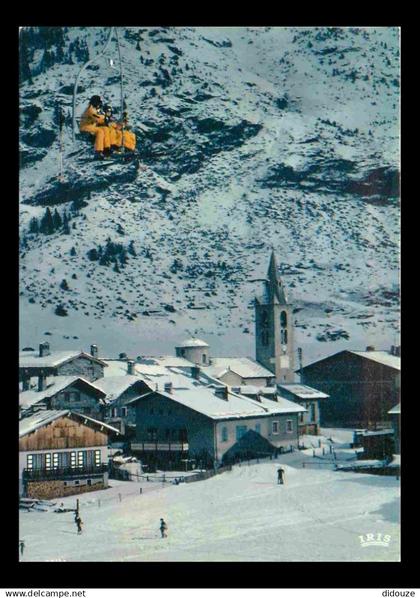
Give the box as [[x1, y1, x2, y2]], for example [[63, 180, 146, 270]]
[[298, 349, 400, 428], [277, 384, 329, 435], [130, 380, 304, 470], [19, 410, 118, 499], [19, 343, 107, 390]]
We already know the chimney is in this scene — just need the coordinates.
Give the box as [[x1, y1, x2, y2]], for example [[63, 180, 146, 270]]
[[39, 342, 50, 357], [38, 373, 47, 392], [90, 344, 98, 358], [191, 364, 201, 380], [164, 382, 173, 394], [215, 386, 229, 401], [366, 345, 375, 352], [127, 360, 135, 375]]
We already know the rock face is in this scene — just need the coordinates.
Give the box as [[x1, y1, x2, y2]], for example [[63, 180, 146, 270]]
[[19, 27, 400, 356]]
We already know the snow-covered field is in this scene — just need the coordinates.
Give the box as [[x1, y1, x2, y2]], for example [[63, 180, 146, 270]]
[[19, 450, 400, 562]]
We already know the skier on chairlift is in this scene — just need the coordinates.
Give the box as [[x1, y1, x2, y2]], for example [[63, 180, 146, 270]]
[[79, 95, 112, 159]]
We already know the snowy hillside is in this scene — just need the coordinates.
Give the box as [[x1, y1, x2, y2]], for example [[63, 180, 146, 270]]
[[19, 27, 400, 362]]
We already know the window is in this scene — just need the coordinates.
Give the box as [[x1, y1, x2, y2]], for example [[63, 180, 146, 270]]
[[286, 420, 293, 433], [78, 451, 86, 467], [70, 452, 77, 468], [112, 407, 118, 418], [280, 311, 288, 328], [52, 453, 59, 469], [64, 391, 79, 402], [121, 407, 127, 417], [255, 423, 261, 435], [309, 403, 316, 422], [27, 455, 33, 470], [147, 428, 158, 441], [299, 412, 304, 423], [236, 425, 247, 441], [280, 329, 288, 344], [94, 450, 101, 466], [202, 354, 207, 364], [272, 421, 279, 435], [27, 454, 44, 470], [221, 427, 228, 442]]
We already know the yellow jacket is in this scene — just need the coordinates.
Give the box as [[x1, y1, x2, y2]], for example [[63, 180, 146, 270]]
[[80, 105, 105, 131]]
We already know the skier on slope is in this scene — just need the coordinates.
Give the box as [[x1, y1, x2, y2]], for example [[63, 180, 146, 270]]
[[75, 514, 83, 535], [160, 518, 168, 538], [277, 467, 285, 485], [19, 540, 25, 557]]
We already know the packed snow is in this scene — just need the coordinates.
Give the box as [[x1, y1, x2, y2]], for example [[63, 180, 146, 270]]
[[19, 450, 400, 562]]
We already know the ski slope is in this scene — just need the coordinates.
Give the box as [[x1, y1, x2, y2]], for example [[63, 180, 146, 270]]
[[19, 451, 400, 562]]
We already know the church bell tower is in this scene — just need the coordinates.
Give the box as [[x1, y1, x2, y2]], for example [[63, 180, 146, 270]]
[[255, 251, 295, 383]]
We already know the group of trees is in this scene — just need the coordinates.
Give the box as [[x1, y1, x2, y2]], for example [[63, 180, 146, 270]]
[[20, 27, 89, 83], [87, 238, 137, 272], [29, 207, 72, 236]]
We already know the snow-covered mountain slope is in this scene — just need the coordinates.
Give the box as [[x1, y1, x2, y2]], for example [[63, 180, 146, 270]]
[[19, 27, 400, 363]]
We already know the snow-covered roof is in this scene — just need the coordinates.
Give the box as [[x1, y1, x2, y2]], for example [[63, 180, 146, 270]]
[[19, 409, 119, 438], [205, 357, 275, 380], [19, 410, 70, 437], [350, 351, 401, 371], [277, 384, 329, 400], [129, 371, 304, 421], [93, 375, 148, 401], [361, 429, 393, 437], [176, 338, 209, 348], [19, 376, 106, 409], [232, 386, 278, 396], [388, 403, 400, 415], [298, 350, 401, 373], [19, 350, 108, 369]]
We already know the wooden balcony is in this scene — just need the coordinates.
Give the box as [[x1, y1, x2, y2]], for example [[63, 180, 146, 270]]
[[131, 442, 189, 452], [22, 464, 108, 481]]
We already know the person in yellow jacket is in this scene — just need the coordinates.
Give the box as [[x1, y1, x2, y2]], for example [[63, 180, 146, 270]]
[[79, 95, 112, 157], [103, 105, 136, 152]]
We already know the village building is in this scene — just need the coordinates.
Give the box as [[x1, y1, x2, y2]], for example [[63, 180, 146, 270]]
[[388, 403, 400, 454], [19, 376, 107, 420], [297, 347, 401, 428], [94, 373, 151, 436], [277, 384, 329, 435], [19, 343, 108, 390], [128, 365, 305, 470], [19, 410, 119, 499]]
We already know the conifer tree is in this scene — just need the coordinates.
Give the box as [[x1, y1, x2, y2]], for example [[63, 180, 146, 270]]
[[29, 217, 39, 234], [40, 208, 54, 234], [53, 209, 62, 230]]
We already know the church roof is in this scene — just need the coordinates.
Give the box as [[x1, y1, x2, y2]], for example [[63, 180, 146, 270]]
[[176, 338, 209, 348], [256, 251, 289, 305]]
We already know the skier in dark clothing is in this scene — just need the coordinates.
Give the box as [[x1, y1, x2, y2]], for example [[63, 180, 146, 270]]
[[19, 540, 25, 557], [160, 518, 168, 538], [75, 515, 83, 534], [277, 467, 285, 485]]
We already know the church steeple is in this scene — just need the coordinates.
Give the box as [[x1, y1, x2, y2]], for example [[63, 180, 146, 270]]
[[254, 251, 295, 383], [267, 250, 288, 305]]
